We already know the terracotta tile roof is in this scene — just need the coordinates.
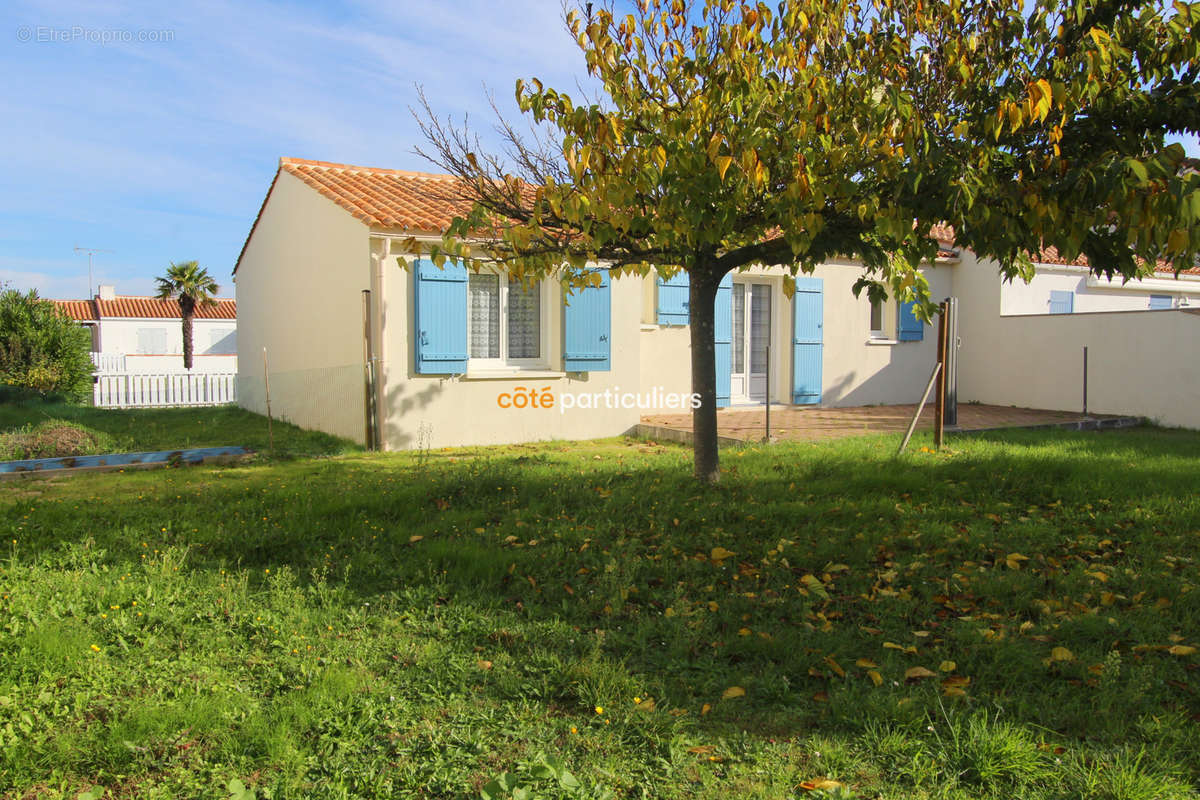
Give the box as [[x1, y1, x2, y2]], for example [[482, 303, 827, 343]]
[[1032, 246, 1200, 277], [238, 158, 1196, 277], [234, 157, 473, 274], [53, 297, 237, 321], [53, 300, 97, 321], [928, 225, 1199, 277], [280, 157, 470, 230]]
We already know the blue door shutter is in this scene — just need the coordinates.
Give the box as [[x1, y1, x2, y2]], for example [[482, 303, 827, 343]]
[[714, 273, 733, 408], [792, 277, 823, 405], [898, 299, 925, 341], [1149, 294, 1173, 310], [1049, 290, 1074, 314], [563, 271, 611, 371], [656, 271, 690, 325], [414, 259, 468, 374]]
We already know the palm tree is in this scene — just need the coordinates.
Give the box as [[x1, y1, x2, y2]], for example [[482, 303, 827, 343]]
[[155, 261, 219, 370]]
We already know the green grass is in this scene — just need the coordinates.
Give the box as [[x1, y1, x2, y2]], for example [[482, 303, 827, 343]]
[[1, 425, 1199, 799], [0, 402, 358, 460]]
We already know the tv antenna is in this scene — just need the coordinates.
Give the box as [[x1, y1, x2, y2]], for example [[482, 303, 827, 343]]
[[73, 245, 114, 297]]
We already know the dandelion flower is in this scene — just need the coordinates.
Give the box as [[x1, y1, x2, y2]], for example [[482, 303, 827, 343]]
[[594, 706, 603, 715]]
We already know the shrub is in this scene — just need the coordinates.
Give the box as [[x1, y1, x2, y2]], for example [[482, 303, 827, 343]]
[[0, 287, 93, 402]]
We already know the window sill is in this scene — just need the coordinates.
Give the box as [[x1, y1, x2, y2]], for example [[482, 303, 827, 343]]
[[866, 338, 900, 346], [462, 368, 566, 381]]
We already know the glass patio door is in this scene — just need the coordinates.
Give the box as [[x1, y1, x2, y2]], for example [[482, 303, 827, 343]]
[[730, 282, 771, 403]]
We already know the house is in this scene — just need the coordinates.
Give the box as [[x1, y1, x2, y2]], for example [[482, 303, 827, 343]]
[[1000, 247, 1200, 315], [54, 284, 238, 373], [234, 157, 1200, 447], [233, 158, 955, 449]]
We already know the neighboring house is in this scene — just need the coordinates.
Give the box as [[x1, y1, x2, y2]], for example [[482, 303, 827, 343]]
[[54, 285, 238, 373], [1000, 246, 1200, 315], [234, 158, 953, 449]]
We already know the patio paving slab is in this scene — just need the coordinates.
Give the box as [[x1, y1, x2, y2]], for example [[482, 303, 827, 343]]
[[636, 404, 1139, 445]]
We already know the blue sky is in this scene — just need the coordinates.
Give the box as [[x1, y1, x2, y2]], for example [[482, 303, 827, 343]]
[[2, 0, 1197, 300], [1, 0, 593, 299]]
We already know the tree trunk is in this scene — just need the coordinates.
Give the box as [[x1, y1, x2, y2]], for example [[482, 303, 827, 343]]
[[689, 266, 721, 483], [181, 305, 195, 371]]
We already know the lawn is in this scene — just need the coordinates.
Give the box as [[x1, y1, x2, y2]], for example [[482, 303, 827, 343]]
[[1, 424, 1198, 799], [0, 402, 357, 460]]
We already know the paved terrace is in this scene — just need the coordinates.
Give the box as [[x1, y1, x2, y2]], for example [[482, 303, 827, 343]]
[[637, 403, 1136, 445]]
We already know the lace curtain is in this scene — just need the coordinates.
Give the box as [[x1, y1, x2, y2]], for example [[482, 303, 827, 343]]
[[507, 278, 540, 359], [469, 274, 500, 359]]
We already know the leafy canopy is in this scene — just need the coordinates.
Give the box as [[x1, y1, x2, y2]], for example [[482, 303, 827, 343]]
[[419, 0, 1199, 305], [155, 260, 219, 312], [0, 286, 94, 402]]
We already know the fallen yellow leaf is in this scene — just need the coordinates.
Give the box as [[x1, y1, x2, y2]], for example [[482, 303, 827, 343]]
[[1168, 645, 1197, 656], [710, 547, 736, 563], [1049, 646, 1074, 662], [1006, 553, 1029, 569], [939, 660, 957, 672], [701, 703, 712, 715], [823, 656, 846, 678], [477, 660, 493, 670], [855, 658, 878, 669], [799, 779, 844, 791], [722, 686, 746, 700], [867, 670, 883, 686], [904, 666, 937, 681]]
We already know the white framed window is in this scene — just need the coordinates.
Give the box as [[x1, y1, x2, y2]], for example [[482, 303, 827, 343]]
[[207, 328, 237, 355], [136, 327, 168, 354], [468, 273, 545, 367], [869, 298, 886, 338]]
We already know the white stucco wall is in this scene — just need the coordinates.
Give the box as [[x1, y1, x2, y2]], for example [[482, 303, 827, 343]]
[[92, 317, 237, 373], [1001, 265, 1200, 315], [953, 253, 1200, 429], [373, 241, 644, 450], [959, 307, 1200, 428], [234, 170, 371, 444], [637, 261, 954, 407]]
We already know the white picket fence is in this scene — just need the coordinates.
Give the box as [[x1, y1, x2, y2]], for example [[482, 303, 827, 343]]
[[90, 352, 127, 372], [93, 372, 237, 409]]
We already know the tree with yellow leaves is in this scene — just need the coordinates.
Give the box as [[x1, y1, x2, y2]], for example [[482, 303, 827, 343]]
[[417, 0, 1200, 483]]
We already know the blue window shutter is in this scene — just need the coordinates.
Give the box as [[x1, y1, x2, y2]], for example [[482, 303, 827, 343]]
[[792, 277, 823, 405], [563, 271, 611, 371], [1149, 294, 1173, 310], [414, 259, 468, 374], [656, 271, 690, 325], [898, 299, 925, 341], [1049, 290, 1074, 314], [714, 273, 732, 408]]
